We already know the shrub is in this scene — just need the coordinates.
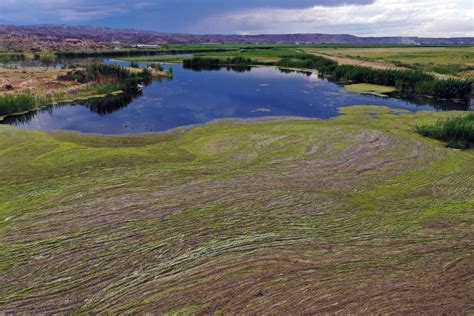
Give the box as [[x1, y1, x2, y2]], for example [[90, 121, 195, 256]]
[[183, 57, 252, 69], [83, 64, 151, 85], [149, 62, 164, 71], [39, 53, 56, 68]]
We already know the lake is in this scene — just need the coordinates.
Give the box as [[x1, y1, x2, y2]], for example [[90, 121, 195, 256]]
[[2, 61, 469, 134]]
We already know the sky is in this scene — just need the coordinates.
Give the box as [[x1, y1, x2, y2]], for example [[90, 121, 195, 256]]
[[0, 0, 473, 37]]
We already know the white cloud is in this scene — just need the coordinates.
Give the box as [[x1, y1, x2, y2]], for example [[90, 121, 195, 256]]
[[195, 0, 474, 37], [0, 0, 472, 36]]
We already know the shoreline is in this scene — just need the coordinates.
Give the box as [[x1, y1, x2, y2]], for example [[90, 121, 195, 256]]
[[1, 105, 453, 137], [0, 65, 173, 121]]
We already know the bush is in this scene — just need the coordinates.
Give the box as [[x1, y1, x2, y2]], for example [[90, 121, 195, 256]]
[[149, 62, 164, 71], [416, 112, 474, 149], [39, 53, 56, 68], [183, 57, 252, 69], [83, 64, 151, 85]]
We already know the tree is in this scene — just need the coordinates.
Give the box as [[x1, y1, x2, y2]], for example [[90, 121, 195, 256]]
[[39, 53, 56, 68], [0, 54, 11, 68]]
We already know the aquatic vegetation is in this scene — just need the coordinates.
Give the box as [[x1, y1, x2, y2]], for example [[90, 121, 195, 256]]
[[413, 79, 473, 99], [0, 106, 472, 313], [149, 62, 164, 71], [83, 63, 151, 85], [183, 57, 253, 72], [416, 112, 474, 149], [344, 83, 396, 96], [0, 92, 57, 117], [286, 55, 471, 100], [183, 56, 252, 68], [0, 93, 36, 116], [186, 52, 472, 101]]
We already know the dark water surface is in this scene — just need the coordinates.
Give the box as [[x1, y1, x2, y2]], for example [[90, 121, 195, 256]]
[[2, 61, 469, 134]]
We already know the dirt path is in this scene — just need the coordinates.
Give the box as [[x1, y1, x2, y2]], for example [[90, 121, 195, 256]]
[[310, 51, 402, 70]]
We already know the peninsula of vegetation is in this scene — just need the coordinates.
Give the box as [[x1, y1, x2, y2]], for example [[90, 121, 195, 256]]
[[0, 62, 171, 119]]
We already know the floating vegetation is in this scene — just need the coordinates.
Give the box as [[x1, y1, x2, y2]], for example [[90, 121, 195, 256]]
[[345, 83, 397, 96]]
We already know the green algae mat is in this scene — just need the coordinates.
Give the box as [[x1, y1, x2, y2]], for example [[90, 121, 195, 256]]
[[0, 106, 473, 314], [344, 83, 397, 96]]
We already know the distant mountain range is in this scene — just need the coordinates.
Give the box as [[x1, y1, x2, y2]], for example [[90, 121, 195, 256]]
[[1, 24, 473, 50]]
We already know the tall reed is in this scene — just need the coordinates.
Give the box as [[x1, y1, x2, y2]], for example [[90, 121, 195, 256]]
[[416, 112, 474, 149], [0, 93, 36, 116]]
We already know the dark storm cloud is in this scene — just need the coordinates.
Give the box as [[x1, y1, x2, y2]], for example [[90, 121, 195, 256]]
[[0, 0, 375, 32]]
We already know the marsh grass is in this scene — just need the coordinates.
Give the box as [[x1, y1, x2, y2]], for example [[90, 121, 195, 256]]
[[92, 83, 125, 95], [416, 112, 474, 149], [0, 93, 36, 116], [0, 64, 152, 117], [185, 53, 472, 100]]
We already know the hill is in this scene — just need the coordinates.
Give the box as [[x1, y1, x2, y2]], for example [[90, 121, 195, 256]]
[[1, 24, 473, 52]]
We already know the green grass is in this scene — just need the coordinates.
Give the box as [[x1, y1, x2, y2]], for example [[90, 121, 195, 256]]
[[120, 47, 303, 64], [0, 92, 57, 117], [301, 46, 474, 78], [92, 82, 125, 95], [0, 93, 36, 116], [193, 47, 303, 63], [119, 55, 189, 63], [0, 106, 473, 313], [417, 112, 474, 149]]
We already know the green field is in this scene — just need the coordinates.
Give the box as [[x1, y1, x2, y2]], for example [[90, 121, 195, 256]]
[[194, 47, 303, 63], [302, 46, 474, 78], [1, 106, 473, 313], [121, 47, 302, 63]]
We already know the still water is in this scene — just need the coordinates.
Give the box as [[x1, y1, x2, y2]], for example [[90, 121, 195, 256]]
[[2, 61, 468, 134]]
